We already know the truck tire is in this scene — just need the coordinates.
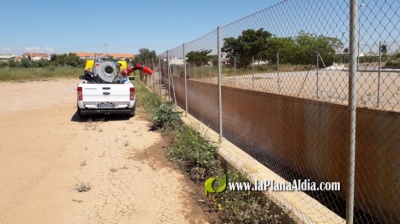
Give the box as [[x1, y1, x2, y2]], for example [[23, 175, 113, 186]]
[[128, 105, 136, 117], [77, 107, 86, 119]]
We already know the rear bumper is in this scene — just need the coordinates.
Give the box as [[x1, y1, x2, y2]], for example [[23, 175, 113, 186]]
[[79, 108, 133, 115], [77, 100, 135, 115], [77, 100, 135, 109]]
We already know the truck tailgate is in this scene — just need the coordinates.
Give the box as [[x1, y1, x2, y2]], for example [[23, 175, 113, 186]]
[[81, 84, 134, 109]]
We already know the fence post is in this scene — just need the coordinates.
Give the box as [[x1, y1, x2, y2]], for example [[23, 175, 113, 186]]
[[252, 55, 255, 89], [209, 63, 212, 80], [234, 57, 237, 87], [159, 57, 162, 97], [377, 41, 381, 107], [167, 50, 171, 101], [143, 60, 147, 85], [347, 1, 359, 224], [146, 59, 149, 87], [151, 57, 155, 91], [193, 62, 198, 78], [217, 26, 223, 142], [170, 61, 177, 106], [201, 61, 204, 80], [316, 52, 320, 99], [183, 43, 188, 117], [277, 52, 280, 93]]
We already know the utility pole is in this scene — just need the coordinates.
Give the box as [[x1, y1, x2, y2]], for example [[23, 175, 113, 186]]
[[104, 43, 108, 56]]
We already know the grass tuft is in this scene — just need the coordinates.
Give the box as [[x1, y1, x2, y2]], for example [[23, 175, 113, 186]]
[[75, 182, 92, 192], [110, 167, 118, 173]]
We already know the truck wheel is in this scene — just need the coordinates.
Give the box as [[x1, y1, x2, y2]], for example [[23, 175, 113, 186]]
[[77, 107, 86, 119], [129, 105, 136, 117]]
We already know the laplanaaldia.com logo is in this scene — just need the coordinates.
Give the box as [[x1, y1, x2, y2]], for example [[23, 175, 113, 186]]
[[204, 175, 341, 195], [204, 175, 226, 195]]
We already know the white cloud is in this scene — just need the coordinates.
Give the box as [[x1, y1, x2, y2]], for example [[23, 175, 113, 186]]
[[3, 48, 12, 52], [42, 47, 55, 53], [1, 47, 56, 55], [24, 47, 40, 52], [23, 47, 56, 54]]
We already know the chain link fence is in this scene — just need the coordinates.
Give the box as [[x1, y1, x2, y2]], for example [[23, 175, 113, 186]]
[[141, 0, 400, 223]]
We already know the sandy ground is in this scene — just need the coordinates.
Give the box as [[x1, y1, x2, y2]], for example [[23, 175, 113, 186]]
[[0, 79, 208, 224]]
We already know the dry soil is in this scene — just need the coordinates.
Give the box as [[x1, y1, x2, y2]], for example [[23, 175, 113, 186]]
[[0, 79, 209, 224]]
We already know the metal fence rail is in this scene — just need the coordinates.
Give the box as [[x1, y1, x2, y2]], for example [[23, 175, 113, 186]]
[[142, 1, 400, 223]]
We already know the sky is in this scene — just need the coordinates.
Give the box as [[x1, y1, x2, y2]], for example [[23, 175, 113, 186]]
[[2, 0, 399, 57], [0, 0, 283, 56]]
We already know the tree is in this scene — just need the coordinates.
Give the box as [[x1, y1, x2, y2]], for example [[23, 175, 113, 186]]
[[51, 53, 67, 66], [380, 44, 387, 54], [222, 28, 273, 67], [50, 53, 83, 67], [50, 54, 58, 62], [8, 60, 17, 68], [210, 55, 219, 66], [65, 53, 81, 67], [21, 58, 33, 68], [294, 31, 342, 66], [133, 48, 157, 64], [261, 37, 297, 64], [186, 49, 212, 66], [36, 60, 45, 68], [0, 62, 7, 68]]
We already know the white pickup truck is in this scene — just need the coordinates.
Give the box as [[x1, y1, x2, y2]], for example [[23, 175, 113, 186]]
[[76, 60, 152, 118], [77, 78, 136, 118]]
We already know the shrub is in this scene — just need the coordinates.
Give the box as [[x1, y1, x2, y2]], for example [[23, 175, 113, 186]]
[[152, 101, 182, 129], [385, 53, 400, 67], [385, 58, 400, 68], [21, 58, 33, 68], [0, 62, 7, 68], [8, 60, 17, 68], [167, 125, 222, 182]]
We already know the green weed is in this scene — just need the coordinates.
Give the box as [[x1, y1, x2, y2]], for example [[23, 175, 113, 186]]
[[167, 125, 221, 183], [152, 101, 182, 129], [75, 182, 92, 192], [213, 169, 281, 224]]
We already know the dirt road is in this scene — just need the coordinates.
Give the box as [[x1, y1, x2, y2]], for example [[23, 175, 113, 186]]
[[0, 79, 208, 224]]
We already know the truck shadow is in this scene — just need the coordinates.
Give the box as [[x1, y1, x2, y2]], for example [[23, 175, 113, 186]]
[[70, 112, 131, 123]]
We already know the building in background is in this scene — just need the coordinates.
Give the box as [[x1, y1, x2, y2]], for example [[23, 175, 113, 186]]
[[73, 52, 135, 61], [22, 53, 50, 61], [0, 54, 18, 62]]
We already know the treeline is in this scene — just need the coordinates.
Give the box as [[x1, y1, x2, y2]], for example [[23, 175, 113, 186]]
[[172, 28, 400, 69], [185, 29, 345, 68], [0, 53, 85, 68], [223, 29, 343, 67]]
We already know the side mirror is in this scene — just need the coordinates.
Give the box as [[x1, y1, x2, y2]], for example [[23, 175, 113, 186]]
[[79, 75, 85, 80], [128, 76, 135, 80]]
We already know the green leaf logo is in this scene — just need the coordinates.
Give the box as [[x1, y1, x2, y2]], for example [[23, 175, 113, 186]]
[[204, 175, 226, 196]]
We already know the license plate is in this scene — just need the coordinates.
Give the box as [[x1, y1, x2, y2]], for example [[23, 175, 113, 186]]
[[97, 103, 115, 109]]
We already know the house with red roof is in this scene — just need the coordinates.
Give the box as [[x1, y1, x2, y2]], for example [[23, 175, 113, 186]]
[[23, 53, 50, 61], [73, 52, 135, 61]]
